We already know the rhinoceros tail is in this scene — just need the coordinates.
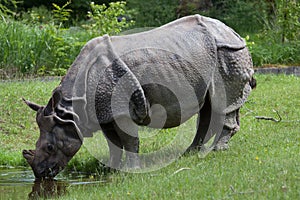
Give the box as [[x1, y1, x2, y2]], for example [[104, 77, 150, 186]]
[[249, 77, 256, 89]]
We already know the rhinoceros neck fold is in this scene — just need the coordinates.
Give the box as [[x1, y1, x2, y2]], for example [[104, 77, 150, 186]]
[[60, 35, 111, 99], [59, 35, 122, 136]]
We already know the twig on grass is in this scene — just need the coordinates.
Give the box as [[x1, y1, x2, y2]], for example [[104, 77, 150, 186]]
[[240, 107, 255, 118], [173, 167, 191, 175], [228, 185, 264, 197], [255, 109, 282, 122]]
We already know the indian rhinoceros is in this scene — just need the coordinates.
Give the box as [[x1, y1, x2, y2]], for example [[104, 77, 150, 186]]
[[22, 14, 256, 178]]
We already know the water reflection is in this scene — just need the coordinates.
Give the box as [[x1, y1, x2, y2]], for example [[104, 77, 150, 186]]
[[0, 167, 107, 199], [28, 179, 68, 199]]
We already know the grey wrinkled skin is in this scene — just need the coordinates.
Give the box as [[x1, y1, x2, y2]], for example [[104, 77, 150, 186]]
[[22, 15, 255, 178]]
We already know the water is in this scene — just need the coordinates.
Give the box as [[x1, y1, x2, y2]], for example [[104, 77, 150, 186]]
[[0, 167, 106, 200]]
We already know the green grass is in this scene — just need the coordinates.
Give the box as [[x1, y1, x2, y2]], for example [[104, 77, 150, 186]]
[[0, 78, 60, 166], [0, 74, 299, 199]]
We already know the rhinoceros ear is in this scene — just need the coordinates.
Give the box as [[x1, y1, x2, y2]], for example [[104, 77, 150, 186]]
[[44, 88, 62, 116], [53, 115, 83, 141], [22, 98, 42, 112]]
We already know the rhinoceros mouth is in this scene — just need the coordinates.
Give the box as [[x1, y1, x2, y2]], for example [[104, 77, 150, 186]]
[[22, 153, 62, 178], [35, 164, 62, 179], [46, 165, 60, 178]]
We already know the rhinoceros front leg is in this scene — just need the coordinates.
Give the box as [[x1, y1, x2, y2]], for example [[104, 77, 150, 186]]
[[101, 123, 123, 169], [102, 118, 140, 170], [113, 117, 140, 169]]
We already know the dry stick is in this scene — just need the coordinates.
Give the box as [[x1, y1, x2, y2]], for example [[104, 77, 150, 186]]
[[230, 186, 255, 195], [173, 167, 191, 175], [255, 109, 282, 122]]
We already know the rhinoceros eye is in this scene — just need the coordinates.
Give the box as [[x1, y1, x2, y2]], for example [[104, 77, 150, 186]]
[[47, 143, 54, 152]]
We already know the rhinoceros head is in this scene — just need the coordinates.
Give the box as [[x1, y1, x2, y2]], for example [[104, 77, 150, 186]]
[[22, 88, 82, 178]]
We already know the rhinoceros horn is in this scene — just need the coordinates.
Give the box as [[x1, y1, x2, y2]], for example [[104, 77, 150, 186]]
[[22, 149, 35, 166], [22, 98, 42, 112]]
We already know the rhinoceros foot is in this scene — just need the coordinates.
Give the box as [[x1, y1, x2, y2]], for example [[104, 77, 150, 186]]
[[213, 135, 231, 151]]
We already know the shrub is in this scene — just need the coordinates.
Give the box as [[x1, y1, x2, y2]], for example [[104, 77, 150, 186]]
[[20, 6, 53, 25], [0, 1, 135, 76], [202, 0, 269, 34], [84, 1, 134, 37], [246, 34, 300, 66], [0, 0, 18, 18], [266, 0, 300, 44], [249, 0, 300, 67], [52, 1, 72, 28], [126, 0, 178, 27]]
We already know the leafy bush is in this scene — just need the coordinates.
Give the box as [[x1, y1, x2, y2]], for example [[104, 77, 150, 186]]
[[202, 0, 269, 34], [249, 39, 300, 66], [264, 0, 300, 44], [52, 1, 72, 28], [126, 0, 178, 27], [21, 0, 116, 21], [248, 0, 300, 67], [20, 6, 53, 25], [0, 1, 134, 76], [0, 0, 18, 18], [84, 1, 134, 37]]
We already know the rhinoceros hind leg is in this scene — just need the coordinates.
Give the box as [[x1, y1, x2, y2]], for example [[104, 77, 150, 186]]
[[185, 94, 212, 153], [213, 132, 230, 151], [213, 109, 240, 151]]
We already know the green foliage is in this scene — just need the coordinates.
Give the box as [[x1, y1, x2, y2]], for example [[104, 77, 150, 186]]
[[272, 0, 300, 43], [20, 6, 53, 25], [202, 0, 268, 34], [1, 0, 300, 73], [246, 0, 300, 66], [126, 0, 178, 27], [84, 1, 134, 36], [250, 39, 300, 66], [0, 0, 18, 19], [245, 34, 300, 66], [0, 1, 134, 76], [0, 20, 82, 75], [52, 1, 72, 28]]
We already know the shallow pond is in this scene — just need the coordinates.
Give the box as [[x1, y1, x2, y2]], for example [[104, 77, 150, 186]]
[[0, 167, 106, 199]]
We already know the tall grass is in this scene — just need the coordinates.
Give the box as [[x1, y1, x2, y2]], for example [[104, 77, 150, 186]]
[[0, 1, 133, 77], [0, 20, 89, 77], [246, 33, 300, 67]]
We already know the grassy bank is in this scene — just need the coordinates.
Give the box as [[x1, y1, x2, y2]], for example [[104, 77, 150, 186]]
[[0, 74, 299, 199]]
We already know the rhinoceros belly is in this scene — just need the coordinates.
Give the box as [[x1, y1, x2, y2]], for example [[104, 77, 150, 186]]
[[141, 83, 202, 128]]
